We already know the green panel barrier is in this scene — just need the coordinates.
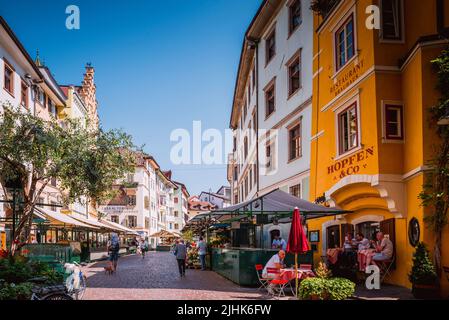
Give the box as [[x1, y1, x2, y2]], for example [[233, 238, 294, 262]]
[[211, 248, 313, 286]]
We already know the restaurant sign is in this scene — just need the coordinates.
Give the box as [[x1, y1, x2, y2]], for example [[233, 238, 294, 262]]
[[330, 59, 365, 97], [328, 146, 374, 181], [99, 205, 139, 215]]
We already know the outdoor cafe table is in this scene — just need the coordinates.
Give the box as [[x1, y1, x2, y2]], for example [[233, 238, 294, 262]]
[[280, 268, 315, 281]]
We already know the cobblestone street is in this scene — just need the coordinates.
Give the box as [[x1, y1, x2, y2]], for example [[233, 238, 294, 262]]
[[83, 252, 267, 300]]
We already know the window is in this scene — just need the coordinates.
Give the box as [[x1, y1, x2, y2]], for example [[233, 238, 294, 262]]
[[289, 123, 302, 161], [381, 0, 403, 40], [234, 194, 238, 204], [287, 52, 301, 96], [243, 100, 247, 119], [174, 211, 179, 217], [175, 223, 179, 230], [174, 197, 178, 204], [290, 184, 301, 198], [264, 81, 275, 118], [3, 61, 14, 95], [127, 216, 137, 228], [21, 81, 28, 108], [289, 0, 302, 34], [233, 137, 237, 152], [37, 197, 45, 209], [252, 112, 257, 131], [253, 163, 257, 186], [127, 195, 137, 206], [234, 165, 238, 182], [111, 215, 119, 224], [265, 27, 276, 65], [169, 223, 173, 230], [244, 136, 248, 160], [37, 89, 45, 106], [335, 15, 355, 71], [384, 104, 403, 140], [338, 103, 358, 154], [252, 65, 256, 91], [50, 201, 57, 212], [266, 138, 275, 171], [48, 99, 56, 117], [244, 176, 248, 197], [50, 177, 57, 187]]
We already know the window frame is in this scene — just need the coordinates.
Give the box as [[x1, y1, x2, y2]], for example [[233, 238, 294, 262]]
[[264, 78, 276, 119], [334, 14, 356, 72], [3, 58, 15, 97], [382, 101, 404, 142], [286, 49, 302, 98], [380, 0, 405, 43], [265, 25, 276, 66], [288, 119, 302, 162], [288, 0, 302, 36], [337, 101, 360, 156], [20, 80, 29, 109], [289, 184, 301, 198]]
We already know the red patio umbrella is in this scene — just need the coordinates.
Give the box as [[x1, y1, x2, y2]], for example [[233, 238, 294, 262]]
[[286, 207, 309, 297]]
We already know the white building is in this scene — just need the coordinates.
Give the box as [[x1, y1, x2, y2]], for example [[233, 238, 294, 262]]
[[173, 181, 190, 234], [228, 0, 313, 205], [198, 186, 231, 209]]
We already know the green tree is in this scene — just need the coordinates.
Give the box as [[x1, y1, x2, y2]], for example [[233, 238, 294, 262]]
[[419, 49, 449, 274], [0, 105, 135, 255]]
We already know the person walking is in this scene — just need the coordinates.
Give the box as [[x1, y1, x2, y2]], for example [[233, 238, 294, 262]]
[[107, 233, 120, 272], [174, 239, 187, 277], [197, 237, 207, 271], [139, 239, 148, 259]]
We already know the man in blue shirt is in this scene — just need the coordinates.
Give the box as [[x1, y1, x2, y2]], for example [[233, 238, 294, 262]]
[[272, 235, 287, 250], [197, 237, 207, 271]]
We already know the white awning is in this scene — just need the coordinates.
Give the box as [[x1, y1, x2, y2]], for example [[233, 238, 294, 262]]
[[100, 219, 139, 236], [35, 207, 98, 229], [70, 215, 115, 230]]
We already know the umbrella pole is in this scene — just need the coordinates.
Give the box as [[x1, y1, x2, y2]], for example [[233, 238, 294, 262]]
[[295, 253, 298, 298]]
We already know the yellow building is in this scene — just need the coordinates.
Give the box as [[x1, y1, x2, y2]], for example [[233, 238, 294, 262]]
[[308, 0, 449, 295]]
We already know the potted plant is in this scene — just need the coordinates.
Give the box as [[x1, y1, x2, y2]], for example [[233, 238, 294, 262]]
[[408, 242, 439, 299], [298, 262, 355, 300]]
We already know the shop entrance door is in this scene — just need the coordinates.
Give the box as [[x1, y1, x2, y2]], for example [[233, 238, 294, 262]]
[[327, 225, 340, 249]]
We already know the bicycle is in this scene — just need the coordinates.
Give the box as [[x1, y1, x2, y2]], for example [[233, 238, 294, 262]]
[[64, 261, 88, 300], [28, 277, 73, 300]]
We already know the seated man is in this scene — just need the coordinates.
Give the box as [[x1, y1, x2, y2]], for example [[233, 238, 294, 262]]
[[372, 232, 394, 265], [262, 250, 286, 279], [262, 250, 286, 295]]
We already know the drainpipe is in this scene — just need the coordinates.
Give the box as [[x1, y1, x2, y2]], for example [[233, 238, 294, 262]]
[[247, 37, 260, 197]]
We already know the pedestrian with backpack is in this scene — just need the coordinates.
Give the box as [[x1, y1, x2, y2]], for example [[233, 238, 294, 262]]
[[107, 233, 120, 272]]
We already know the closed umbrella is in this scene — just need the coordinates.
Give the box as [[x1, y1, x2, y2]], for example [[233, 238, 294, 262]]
[[286, 207, 309, 297]]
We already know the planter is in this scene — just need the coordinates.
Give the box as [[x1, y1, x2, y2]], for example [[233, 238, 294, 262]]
[[412, 284, 440, 300]]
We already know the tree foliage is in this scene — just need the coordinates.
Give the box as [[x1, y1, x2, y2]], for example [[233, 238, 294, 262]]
[[0, 105, 135, 254], [419, 48, 449, 273]]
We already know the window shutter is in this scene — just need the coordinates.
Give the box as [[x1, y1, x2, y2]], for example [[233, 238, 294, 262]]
[[340, 223, 354, 245]]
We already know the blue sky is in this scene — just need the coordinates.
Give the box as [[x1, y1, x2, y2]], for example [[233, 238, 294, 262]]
[[0, 0, 261, 195]]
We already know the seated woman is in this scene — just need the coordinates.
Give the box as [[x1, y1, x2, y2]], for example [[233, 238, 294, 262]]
[[372, 232, 394, 265], [340, 233, 357, 268]]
